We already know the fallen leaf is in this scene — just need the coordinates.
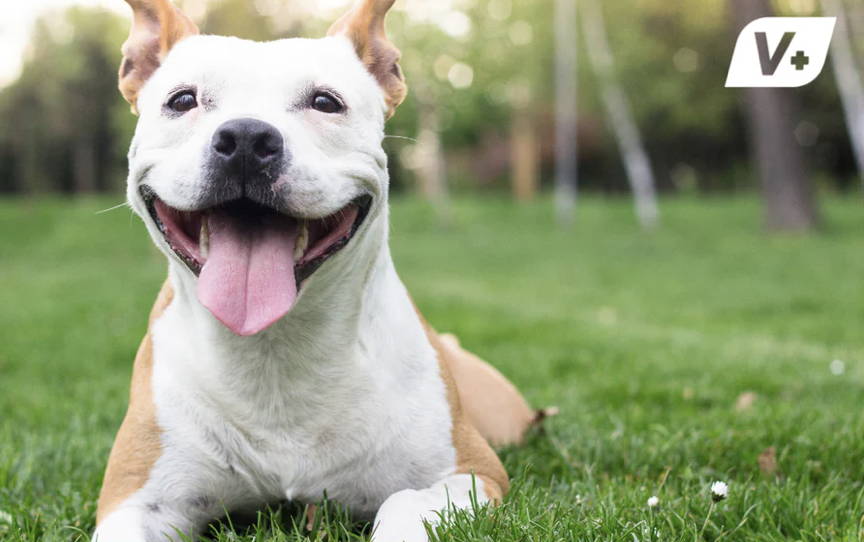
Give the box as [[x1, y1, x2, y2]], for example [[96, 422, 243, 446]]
[[735, 391, 758, 412], [759, 446, 778, 476]]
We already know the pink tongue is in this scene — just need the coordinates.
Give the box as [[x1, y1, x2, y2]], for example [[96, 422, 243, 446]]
[[198, 210, 298, 336]]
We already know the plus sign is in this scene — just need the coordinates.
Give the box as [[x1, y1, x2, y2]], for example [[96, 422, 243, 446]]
[[790, 50, 809, 70]]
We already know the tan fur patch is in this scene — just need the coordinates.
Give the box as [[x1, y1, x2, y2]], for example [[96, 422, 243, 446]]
[[418, 318, 510, 501], [96, 280, 174, 523], [119, 0, 199, 111], [438, 333, 538, 447], [327, 0, 407, 119]]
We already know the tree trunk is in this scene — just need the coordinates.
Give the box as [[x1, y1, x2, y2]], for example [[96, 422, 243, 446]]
[[511, 102, 539, 201], [73, 135, 97, 193], [580, 0, 659, 230], [822, 0, 864, 189], [415, 100, 450, 224], [730, 0, 819, 231], [846, 0, 864, 53], [554, 0, 578, 224]]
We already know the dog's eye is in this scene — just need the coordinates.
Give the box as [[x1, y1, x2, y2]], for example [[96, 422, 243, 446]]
[[167, 90, 198, 113], [311, 92, 343, 114]]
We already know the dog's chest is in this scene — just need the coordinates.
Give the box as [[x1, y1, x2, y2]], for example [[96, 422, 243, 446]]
[[146, 302, 457, 516]]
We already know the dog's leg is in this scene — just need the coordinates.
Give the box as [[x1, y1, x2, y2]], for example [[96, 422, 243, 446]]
[[437, 333, 551, 446], [412, 303, 550, 447], [372, 321, 510, 542], [371, 417, 507, 542], [95, 454, 248, 542], [95, 283, 226, 541]]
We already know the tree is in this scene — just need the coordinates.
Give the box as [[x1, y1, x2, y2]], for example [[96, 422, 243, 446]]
[[730, 0, 820, 231], [553, 0, 578, 223], [413, 84, 451, 224], [822, 0, 864, 189], [0, 7, 130, 193], [511, 89, 540, 202], [581, 0, 659, 229]]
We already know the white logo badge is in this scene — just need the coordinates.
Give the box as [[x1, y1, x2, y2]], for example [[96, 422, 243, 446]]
[[725, 17, 836, 88]]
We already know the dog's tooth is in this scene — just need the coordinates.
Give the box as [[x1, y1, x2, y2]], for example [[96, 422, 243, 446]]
[[294, 220, 308, 261], [200, 218, 210, 259]]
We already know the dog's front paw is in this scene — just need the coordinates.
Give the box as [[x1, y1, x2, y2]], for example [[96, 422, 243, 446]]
[[371, 488, 439, 542], [92, 506, 149, 542], [371, 474, 493, 542]]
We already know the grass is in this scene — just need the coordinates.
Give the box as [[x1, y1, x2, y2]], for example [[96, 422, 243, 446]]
[[0, 194, 862, 541]]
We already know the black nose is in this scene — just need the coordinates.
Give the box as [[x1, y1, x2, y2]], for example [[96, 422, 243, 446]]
[[210, 118, 284, 177]]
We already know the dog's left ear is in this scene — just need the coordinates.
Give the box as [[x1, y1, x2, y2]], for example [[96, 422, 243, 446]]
[[328, 0, 406, 119], [119, 0, 199, 113]]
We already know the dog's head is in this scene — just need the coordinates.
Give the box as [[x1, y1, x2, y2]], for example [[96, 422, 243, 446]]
[[119, 0, 406, 336]]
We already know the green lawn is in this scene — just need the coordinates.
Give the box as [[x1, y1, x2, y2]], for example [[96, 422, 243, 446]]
[[1, 195, 862, 541]]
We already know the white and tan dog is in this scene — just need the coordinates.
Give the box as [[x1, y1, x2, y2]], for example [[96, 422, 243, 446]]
[[94, 1, 546, 540]]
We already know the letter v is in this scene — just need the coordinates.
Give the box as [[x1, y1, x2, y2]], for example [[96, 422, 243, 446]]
[[755, 31, 795, 75]]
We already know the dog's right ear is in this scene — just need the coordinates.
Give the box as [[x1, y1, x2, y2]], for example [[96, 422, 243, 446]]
[[119, 0, 199, 113]]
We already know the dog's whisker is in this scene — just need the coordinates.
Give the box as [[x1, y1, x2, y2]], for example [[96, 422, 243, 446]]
[[384, 134, 418, 143], [95, 202, 131, 215]]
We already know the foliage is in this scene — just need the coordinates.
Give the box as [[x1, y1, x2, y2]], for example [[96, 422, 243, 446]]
[[0, 0, 859, 194], [0, 196, 862, 540], [0, 7, 133, 193]]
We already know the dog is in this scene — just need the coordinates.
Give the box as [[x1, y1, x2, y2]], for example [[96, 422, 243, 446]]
[[93, 1, 547, 540]]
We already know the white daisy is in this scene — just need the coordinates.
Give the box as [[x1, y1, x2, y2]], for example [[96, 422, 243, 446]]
[[647, 495, 660, 508], [830, 359, 846, 376], [710, 480, 728, 501]]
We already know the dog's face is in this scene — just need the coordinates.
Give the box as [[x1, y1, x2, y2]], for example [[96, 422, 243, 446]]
[[120, 0, 406, 336], [131, 35, 387, 219]]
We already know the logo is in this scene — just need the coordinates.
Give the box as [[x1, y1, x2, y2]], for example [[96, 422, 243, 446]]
[[725, 17, 835, 88]]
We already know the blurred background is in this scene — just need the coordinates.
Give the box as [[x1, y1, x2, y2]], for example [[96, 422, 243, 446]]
[[0, 0, 861, 231]]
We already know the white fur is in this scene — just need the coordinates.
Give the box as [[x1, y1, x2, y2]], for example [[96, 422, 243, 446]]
[[126, 35, 388, 225], [93, 506, 147, 542], [372, 475, 489, 542], [96, 34, 483, 542]]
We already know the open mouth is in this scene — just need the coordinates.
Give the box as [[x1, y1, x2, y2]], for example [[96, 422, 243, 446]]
[[140, 185, 371, 336]]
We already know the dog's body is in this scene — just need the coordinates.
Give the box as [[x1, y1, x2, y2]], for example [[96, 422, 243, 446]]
[[93, 1, 541, 541]]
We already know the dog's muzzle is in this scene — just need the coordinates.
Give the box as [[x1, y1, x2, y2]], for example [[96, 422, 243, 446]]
[[138, 118, 375, 337]]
